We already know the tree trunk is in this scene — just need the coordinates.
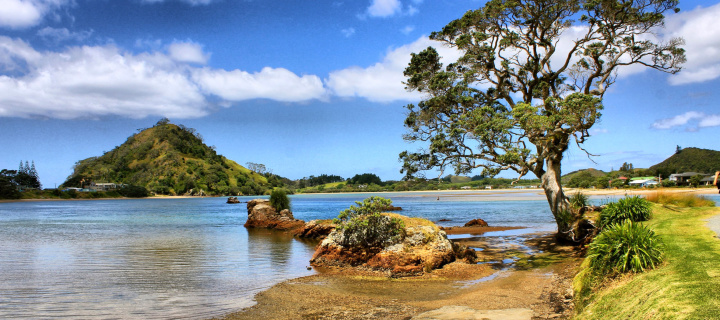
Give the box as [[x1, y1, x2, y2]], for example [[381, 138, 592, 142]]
[[540, 156, 594, 244]]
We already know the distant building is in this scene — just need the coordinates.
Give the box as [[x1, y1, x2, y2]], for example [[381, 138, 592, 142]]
[[668, 172, 704, 184], [629, 179, 659, 187], [88, 182, 122, 191]]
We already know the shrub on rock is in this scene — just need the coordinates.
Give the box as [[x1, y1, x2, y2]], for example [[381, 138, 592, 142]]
[[269, 188, 291, 212], [312, 197, 472, 276]]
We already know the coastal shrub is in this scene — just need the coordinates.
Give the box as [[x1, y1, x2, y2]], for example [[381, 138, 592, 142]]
[[570, 192, 589, 210], [269, 188, 291, 212], [118, 185, 149, 198], [333, 196, 405, 248], [599, 196, 652, 229], [645, 191, 715, 207], [586, 220, 664, 276]]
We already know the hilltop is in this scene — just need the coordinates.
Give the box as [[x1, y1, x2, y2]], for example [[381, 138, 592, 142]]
[[62, 119, 283, 196], [561, 168, 608, 184], [650, 147, 720, 176]]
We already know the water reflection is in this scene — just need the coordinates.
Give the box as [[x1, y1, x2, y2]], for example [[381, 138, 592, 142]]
[[0, 194, 559, 319]]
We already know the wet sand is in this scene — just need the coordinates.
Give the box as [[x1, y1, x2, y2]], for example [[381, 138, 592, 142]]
[[215, 232, 581, 320]]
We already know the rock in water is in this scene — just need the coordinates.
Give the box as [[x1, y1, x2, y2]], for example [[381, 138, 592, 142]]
[[244, 199, 305, 230], [226, 196, 240, 204], [294, 220, 336, 240], [464, 218, 489, 227], [310, 214, 473, 276]]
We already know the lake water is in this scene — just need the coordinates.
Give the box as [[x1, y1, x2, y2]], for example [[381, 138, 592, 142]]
[[1, 191, 716, 319]]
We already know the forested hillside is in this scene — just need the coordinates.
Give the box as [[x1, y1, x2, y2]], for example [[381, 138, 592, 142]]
[[62, 119, 283, 195], [650, 147, 720, 176]]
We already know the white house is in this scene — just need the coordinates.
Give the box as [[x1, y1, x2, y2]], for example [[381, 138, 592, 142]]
[[629, 179, 659, 187]]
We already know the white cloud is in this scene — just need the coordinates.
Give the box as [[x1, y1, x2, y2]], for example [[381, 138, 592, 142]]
[[167, 40, 209, 65], [37, 27, 93, 43], [341, 28, 356, 38], [651, 111, 720, 130], [367, 0, 402, 17], [326, 36, 462, 103], [400, 25, 414, 35], [699, 114, 720, 128], [590, 128, 608, 135], [192, 67, 327, 102], [664, 3, 720, 85], [0, 0, 69, 29], [0, 37, 327, 120]]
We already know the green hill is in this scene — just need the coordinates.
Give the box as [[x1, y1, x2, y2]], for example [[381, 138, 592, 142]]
[[62, 119, 281, 196], [561, 168, 607, 184], [649, 147, 720, 176]]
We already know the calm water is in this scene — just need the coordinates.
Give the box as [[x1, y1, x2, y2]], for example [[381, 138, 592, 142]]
[[4, 191, 713, 319]]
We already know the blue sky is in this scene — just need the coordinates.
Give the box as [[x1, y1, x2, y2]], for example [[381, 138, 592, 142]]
[[0, 0, 719, 188]]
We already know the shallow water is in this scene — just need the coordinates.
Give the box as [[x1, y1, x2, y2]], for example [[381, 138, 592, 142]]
[[5, 191, 670, 319]]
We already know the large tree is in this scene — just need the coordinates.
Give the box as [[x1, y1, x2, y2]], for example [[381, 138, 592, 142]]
[[400, 0, 685, 243]]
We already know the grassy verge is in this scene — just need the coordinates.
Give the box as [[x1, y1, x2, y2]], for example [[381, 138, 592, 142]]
[[574, 204, 720, 319]]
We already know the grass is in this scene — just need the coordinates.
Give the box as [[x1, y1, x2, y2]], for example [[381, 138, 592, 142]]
[[645, 191, 716, 208], [574, 204, 720, 319]]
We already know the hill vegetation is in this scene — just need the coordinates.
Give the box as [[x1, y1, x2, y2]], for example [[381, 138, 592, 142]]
[[62, 119, 284, 196], [649, 147, 720, 177]]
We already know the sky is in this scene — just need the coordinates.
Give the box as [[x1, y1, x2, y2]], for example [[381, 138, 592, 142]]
[[0, 0, 719, 188]]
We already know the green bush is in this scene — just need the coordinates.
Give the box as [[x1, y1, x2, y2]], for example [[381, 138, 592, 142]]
[[599, 196, 652, 229], [118, 185, 149, 198], [269, 188, 291, 212], [333, 196, 405, 248], [586, 220, 664, 276], [570, 192, 589, 210]]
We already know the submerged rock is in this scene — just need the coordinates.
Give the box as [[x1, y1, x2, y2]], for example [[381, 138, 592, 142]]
[[244, 199, 305, 230], [310, 213, 475, 276]]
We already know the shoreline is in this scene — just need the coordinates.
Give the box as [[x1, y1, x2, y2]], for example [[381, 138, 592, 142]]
[[215, 231, 580, 320], [3, 187, 715, 204]]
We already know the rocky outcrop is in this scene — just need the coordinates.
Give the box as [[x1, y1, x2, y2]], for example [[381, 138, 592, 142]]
[[310, 214, 475, 276], [294, 220, 336, 240], [227, 196, 240, 204], [244, 199, 305, 230], [464, 218, 489, 227]]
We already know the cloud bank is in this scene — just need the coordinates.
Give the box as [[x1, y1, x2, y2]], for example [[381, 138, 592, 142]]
[[665, 3, 720, 85], [0, 36, 326, 119], [0, 0, 69, 29], [652, 111, 720, 130]]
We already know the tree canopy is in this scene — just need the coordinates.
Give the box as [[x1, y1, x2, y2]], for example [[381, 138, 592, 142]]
[[400, 0, 685, 242]]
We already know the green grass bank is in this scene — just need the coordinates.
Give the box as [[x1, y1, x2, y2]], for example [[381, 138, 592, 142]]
[[575, 204, 720, 319]]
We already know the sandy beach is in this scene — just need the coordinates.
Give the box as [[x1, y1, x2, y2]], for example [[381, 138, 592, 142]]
[[216, 232, 580, 320]]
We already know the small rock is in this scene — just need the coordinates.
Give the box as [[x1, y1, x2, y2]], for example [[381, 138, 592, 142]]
[[464, 218, 489, 227]]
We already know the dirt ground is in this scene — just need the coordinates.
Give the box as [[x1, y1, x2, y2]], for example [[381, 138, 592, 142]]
[[215, 233, 582, 320]]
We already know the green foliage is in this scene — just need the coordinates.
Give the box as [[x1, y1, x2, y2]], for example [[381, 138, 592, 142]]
[[0, 169, 21, 199], [269, 188, 291, 212], [570, 192, 589, 210], [347, 173, 383, 186], [398, 0, 684, 239], [599, 196, 652, 229], [335, 196, 393, 222], [61, 120, 282, 196], [333, 197, 405, 248], [649, 147, 720, 177], [586, 220, 664, 276], [118, 185, 149, 198]]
